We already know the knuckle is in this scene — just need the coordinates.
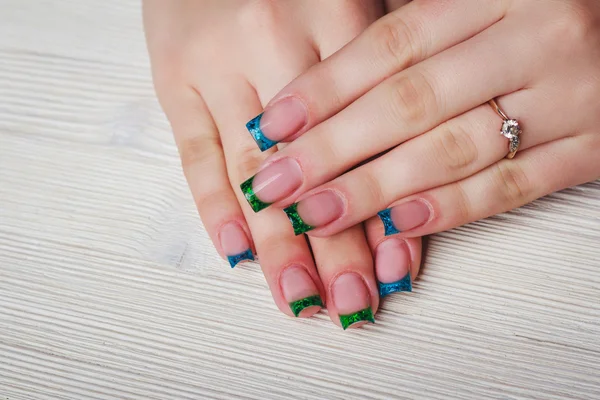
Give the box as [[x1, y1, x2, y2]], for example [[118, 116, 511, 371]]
[[259, 232, 289, 256], [387, 72, 435, 125], [194, 187, 231, 217], [358, 169, 387, 209], [372, 14, 418, 69], [178, 134, 222, 171], [232, 141, 264, 179], [494, 162, 530, 206], [453, 182, 472, 224], [431, 121, 479, 173]]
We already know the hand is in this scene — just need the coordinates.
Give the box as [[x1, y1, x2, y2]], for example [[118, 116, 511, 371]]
[[239, 0, 600, 240], [143, 0, 423, 328]]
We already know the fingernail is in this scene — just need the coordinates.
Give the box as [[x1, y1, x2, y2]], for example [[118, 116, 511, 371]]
[[219, 222, 254, 268], [376, 239, 412, 297], [378, 200, 431, 236], [240, 158, 303, 212], [331, 273, 374, 330], [280, 266, 323, 317], [283, 191, 344, 235], [246, 97, 308, 151]]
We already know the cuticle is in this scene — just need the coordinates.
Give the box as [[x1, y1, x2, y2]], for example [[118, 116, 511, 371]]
[[277, 263, 316, 299], [216, 220, 249, 252], [297, 187, 348, 217], [374, 237, 407, 252], [267, 94, 309, 124], [416, 197, 436, 225], [328, 270, 372, 305], [374, 238, 413, 280]]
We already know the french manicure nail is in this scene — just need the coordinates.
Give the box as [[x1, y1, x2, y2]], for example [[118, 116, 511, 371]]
[[332, 273, 374, 330], [378, 200, 431, 236], [376, 239, 412, 297], [246, 97, 308, 151], [240, 158, 303, 212], [284, 190, 344, 235], [280, 266, 323, 317], [219, 222, 254, 268]]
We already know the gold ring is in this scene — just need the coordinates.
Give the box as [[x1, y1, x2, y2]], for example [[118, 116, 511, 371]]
[[489, 98, 521, 159]]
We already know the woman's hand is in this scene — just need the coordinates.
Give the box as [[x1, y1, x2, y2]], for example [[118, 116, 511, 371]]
[[144, 0, 422, 329], [240, 0, 600, 240]]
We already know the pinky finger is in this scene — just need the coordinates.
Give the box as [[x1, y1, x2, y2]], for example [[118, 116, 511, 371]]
[[167, 87, 254, 267], [365, 219, 422, 298], [379, 134, 600, 239]]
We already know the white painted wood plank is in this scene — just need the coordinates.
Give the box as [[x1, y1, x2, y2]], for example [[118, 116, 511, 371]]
[[0, 1, 599, 399]]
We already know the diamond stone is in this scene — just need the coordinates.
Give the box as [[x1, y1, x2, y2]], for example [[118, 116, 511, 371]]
[[501, 119, 521, 139], [509, 136, 520, 153]]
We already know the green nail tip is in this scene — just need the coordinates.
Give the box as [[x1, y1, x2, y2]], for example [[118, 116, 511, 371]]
[[289, 295, 323, 317], [240, 175, 272, 213], [283, 203, 314, 235], [339, 307, 375, 330]]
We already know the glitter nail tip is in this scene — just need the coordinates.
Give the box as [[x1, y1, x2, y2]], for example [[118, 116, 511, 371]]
[[246, 113, 278, 152], [227, 248, 254, 268], [289, 295, 324, 317], [240, 175, 272, 213], [378, 273, 412, 297], [378, 208, 401, 236], [339, 307, 375, 330], [283, 203, 314, 236]]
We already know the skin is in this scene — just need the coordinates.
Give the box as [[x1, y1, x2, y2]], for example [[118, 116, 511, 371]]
[[143, 0, 422, 328], [252, 0, 600, 240]]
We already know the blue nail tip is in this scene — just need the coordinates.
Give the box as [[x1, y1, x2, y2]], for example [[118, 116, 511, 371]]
[[246, 113, 278, 152], [378, 273, 412, 297], [227, 249, 254, 268], [378, 208, 401, 236]]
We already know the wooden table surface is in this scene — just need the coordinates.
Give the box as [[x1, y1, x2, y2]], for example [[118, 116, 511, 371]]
[[1, 1, 599, 399]]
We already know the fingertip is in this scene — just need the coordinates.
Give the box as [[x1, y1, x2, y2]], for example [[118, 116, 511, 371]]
[[365, 216, 423, 296]]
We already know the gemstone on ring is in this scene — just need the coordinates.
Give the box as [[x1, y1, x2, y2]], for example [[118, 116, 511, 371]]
[[509, 136, 520, 154], [489, 98, 522, 159], [501, 119, 521, 139]]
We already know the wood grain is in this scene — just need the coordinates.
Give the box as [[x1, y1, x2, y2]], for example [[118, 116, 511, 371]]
[[0, 1, 599, 399]]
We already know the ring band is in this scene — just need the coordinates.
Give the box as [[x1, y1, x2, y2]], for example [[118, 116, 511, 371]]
[[489, 98, 521, 159]]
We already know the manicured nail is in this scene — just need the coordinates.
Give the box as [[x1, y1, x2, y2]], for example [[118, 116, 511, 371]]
[[280, 266, 323, 317], [376, 239, 412, 297], [219, 222, 254, 268], [283, 190, 344, 235], [246, 97, 308, 151], [332, 273, 374, 330], [378, 200, 431, 236], [240, 158, 303, 212]]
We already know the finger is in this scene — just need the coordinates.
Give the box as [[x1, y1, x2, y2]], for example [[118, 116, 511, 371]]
[[380, 134, 600, 238], [242, 0, 380, 151], [159, 86, 255, 267], [252, 53, 383, 325], [240, 18, 539, 213], [202, 76, 326, 318], [309, 224, 380, 330], [365, 218, 422, 298], [267, 75, 586, 237], [301, 2, 387, 329], [241, 0, 508, 149]]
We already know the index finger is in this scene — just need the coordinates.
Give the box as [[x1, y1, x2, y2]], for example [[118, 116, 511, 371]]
[[244, 0, 508, 150]]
